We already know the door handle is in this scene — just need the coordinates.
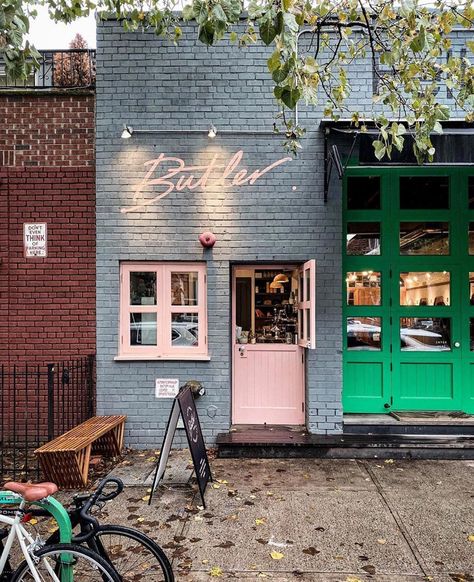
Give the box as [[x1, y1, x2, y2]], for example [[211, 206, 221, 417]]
[[454, 341, 461, 348]]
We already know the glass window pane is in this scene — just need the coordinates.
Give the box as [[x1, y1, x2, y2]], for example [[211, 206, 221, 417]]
[[347, 177, 380, 210], [468, 177, 474, 209], [299, 273, 304, 302], [346, 271, 381, 306], [130, 313, 157, 345], [469, 223, 474, 255], [470, 273, 474, 304], [400, 222, 449, 255], [347, 317, 381, 351], [305, 269, 310, 302], [306, 309, 310, 343], [347, 222, 381, 255], [400, 317, 451, 351], [171, 313, 199, 347], [400, 272, 450, 306], [171, 272, 199, 306], [130, 272, 156, 305], [470, 319, 474, 351], [399, 177, 449, 209]]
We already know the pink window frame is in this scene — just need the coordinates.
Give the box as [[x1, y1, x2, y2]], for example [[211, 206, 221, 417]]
[[298, 260, 316, 349], [119, 262, 208, 359]]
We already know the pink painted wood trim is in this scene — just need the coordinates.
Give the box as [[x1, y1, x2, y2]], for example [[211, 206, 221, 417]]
[[232, 264, 306, 426], [119, 262, 208, 358]]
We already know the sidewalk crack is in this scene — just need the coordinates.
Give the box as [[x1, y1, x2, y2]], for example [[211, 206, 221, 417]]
[[358, 459, 431, 578]]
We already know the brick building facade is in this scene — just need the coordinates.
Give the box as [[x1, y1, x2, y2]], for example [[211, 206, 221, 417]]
[[0, 93, 96, 365]]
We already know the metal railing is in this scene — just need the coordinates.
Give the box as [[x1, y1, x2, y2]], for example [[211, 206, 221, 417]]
[[0, 49, 96, 89], [0, 355, 95, 482]]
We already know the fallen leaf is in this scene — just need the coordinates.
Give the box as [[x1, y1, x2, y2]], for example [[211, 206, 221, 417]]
[[362, 564, 376, 575], [302, 547, 320, 556], [29, 518, 38, 525], [216, 479, 228, 484], [214, 541, 235, 549], [270, 551, 284, 560], [202, 559, 209, 564], [346, 577, 363, 582], [384, 459, 394, 464], [142, 495, 150, 502], [468, 535, 474, 542], [137, 517, 145, 523], [377, 539, 387, 545], [255, 518, 266, 526], [266, 492, 274, 497], [212, 484, 221, 489], [209, 566, 223, 577]]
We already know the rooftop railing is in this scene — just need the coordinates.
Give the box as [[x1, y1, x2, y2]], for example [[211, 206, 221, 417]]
[[0, 49, 96, 90]]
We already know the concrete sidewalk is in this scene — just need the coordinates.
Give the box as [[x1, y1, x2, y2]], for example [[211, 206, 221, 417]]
[[100, 450, 473, 581]]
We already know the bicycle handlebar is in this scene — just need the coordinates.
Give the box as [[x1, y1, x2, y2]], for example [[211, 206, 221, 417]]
[[72, 477, 124, 543]]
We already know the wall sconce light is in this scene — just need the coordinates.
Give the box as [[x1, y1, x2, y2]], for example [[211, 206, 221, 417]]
[[121, 125, 133, 139], [208, 124, 217, 139]]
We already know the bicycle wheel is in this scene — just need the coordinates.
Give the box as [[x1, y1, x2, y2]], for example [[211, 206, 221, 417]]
[[90, 524, 174, 582], [12, 543, 122, 582]]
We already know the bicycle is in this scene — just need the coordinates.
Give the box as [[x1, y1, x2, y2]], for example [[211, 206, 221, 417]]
[[0, 481, 121, 582], [29, 477, 174, 582]]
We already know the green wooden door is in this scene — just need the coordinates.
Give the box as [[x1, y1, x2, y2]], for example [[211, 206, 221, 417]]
[[343, 167, 474, 414]]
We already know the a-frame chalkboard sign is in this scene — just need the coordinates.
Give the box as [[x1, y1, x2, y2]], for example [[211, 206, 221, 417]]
[[149, 386, 212, 507]]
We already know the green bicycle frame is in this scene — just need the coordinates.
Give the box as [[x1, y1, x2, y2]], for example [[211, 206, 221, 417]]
[[0, 491, 74, 582]]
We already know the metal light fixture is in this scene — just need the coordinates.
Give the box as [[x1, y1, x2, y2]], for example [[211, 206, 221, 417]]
[[273, 273, 289, 283], [121, 125, 133, 139], [208, 124, 217, 139], [269, 281, 284, 290]]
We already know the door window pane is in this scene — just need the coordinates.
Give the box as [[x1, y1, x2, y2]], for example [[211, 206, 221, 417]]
[[471, 319, 474, 351], [130, 313, 157, 345], [130, 272, 156, 305], [469, 223, 474, 255], [347, 177, 380, 210], [400, 222, 449, 255], [171, 313, 199, 347], [399, 177, 449, 209], [171, 272, 199, 306], [470, 273, 474, 305], [346, 271, 381, 306], [400, 317, 451, 351], [400, 272, 450, 306], [347, 317, 381, 351], [468, 177, 474, 209], [306, 309, 310, 344], [346, 222, 381, 256]]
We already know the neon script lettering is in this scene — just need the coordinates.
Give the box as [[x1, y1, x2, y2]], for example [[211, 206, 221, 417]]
[[121, 150, 292, 213]]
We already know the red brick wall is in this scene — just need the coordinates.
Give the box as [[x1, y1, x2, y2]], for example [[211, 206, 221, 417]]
[[0, 93, 95, 365]]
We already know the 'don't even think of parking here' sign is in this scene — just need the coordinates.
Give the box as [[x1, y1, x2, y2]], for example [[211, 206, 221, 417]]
[[24, 223, 47, 258]]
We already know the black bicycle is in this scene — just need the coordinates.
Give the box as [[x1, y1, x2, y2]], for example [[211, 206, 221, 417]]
[[31, 477, 174, 582]]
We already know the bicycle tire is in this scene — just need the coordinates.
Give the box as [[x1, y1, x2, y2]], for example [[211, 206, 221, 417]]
[[89, 524, 174, 582], [11, 543, 122, 582]]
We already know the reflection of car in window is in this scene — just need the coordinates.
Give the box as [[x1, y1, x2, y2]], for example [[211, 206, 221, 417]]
[[172, 322, 198, 346], [347, 318, 381, 350], [400, 319, 450, 351]]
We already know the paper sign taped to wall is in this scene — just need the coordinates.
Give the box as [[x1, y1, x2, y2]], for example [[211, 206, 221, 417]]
[[155, 378, 179, 399]]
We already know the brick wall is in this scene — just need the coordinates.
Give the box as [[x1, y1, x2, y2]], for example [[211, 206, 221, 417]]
[[96, 20, 343, 446], [0, 93, 96, 365]]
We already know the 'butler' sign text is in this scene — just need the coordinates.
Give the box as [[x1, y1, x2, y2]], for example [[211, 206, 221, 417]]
[[122, 150, 292, 213]]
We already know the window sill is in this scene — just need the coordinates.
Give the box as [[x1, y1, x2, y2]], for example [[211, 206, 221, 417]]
[[114, 354, 211, 362]]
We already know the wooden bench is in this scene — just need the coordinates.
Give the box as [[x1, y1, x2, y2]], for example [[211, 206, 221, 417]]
[[35, 415, 126, 488]]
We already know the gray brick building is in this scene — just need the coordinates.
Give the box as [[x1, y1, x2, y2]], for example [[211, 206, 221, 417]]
[[96, 19, 473, 448]]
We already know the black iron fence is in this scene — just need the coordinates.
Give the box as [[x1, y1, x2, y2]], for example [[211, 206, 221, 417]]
[[0, 49, 96, 89], [0, 356, 95, 482]]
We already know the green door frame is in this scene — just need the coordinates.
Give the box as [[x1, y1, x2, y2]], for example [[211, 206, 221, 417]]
[[342, 166, 474, 414]]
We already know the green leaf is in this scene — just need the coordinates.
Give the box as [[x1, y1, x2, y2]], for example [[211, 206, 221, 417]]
[[283, 12, 298, 33], [410, 26, 426, 53], [198, 23, 215, 45], [212, 4, 227, 23], [272, 61, 290, 83], [373, 140, 386, 161], [259, 16, 277, 45], [280, 86, 300, 109], [182, 4, 195, 20], [267, 50, 280, 73]]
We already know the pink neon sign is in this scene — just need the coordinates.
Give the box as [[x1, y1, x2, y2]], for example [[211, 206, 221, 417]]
[[121, 149, 292, 213]]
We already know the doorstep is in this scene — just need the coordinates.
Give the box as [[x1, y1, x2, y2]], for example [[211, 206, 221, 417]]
[[344, 412, 474, 436], [216, 424, 474, 460]]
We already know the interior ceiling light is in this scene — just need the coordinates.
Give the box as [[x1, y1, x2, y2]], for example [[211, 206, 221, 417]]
[[273, 274, 289, 283], [208, 124, 217, 138], [269, 281, 284, 289], [121, 125, 133, 139]]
